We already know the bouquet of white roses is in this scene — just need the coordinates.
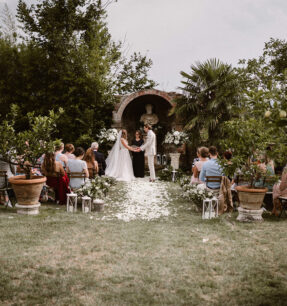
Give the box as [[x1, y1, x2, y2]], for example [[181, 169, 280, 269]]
[[98, 128, 118, 145], [163, 129, 189, 147]]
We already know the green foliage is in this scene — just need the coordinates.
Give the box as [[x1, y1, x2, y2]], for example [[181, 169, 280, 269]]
[[218, 117, 283, 187], [114, 52, 158, 94], [157, 165, 183, 182], [0, 1, 157, 147], [236, 38, 287, 124], [0, 107, 63, 178], [219, 38, 287, 183], [172, 58, 245, 152]]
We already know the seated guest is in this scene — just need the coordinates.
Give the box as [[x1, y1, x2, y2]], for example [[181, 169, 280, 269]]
[[191, 147, 209, 184], [55, 142, 68, 168], [91, 142, 106, 176], [0, 159, 16, 205], [254, 152, 275, 190], [0, 160, 15, 186], [191, 147, 200, 168], [199, 146, 223, 189], [64, 143, 75, 160], [41, 152, 69, 204], [223, 151, 232, 163], [84, 148, 99, 178], [272, 167, 287, 216], [67, 147, 89, 189]]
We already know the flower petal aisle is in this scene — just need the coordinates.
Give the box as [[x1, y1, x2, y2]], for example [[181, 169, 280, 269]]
[[103, 178, 173, 222]]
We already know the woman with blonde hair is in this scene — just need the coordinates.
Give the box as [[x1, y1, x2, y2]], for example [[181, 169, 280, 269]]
[[64, 143, 75, 160], [191, 147, 209, 184], [55, 142, 68, 168]]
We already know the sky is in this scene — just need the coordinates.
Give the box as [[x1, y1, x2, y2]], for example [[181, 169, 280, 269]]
[[1, 0, 287, 92]]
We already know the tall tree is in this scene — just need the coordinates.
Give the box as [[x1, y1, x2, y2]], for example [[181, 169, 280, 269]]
[[0, 1, 157, 147], [236, 38, 287, 119], [172, 58, 244, 147]]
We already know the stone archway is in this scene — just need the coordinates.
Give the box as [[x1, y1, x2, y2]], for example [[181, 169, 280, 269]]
[[112, 89, 179, 128], [112, 89, 181, 153]]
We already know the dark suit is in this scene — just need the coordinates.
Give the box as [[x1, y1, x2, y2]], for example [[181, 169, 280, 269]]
[[93, 150, 106, 176]]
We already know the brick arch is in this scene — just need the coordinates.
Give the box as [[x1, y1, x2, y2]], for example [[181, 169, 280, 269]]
[[114, 89, 174, 124]]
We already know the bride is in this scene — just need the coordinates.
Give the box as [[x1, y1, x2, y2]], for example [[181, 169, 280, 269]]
[[105, 129, 136, 182]]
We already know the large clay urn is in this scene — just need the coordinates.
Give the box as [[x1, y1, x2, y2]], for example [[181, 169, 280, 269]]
[[235, 185, 267, 210], [9, 175, 46, 214]]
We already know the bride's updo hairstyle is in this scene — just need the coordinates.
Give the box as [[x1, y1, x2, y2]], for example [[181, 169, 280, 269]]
[[122, 129, 127, 139]]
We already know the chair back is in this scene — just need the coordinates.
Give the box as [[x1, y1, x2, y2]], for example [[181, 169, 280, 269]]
[[68, 172, 86, 180], [206, 176, 222, 189], [206, 176, 222, 184], [0, 171, 9, 188]]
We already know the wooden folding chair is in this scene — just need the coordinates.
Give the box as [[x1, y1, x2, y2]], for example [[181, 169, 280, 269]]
[[68, 172, 87, 191], [205, 176, 222, 197], [206, 176, 222, 188], [0, 171, 16, 208], [278, 196, 287, 218]]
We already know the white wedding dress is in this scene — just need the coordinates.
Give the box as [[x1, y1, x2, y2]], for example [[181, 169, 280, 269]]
[[105, 131, 135, 182]]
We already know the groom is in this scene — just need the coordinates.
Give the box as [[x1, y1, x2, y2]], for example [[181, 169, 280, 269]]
[[137, 124, 156, 182]]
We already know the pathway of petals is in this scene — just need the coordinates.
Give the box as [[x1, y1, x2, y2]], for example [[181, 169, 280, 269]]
[[101, 178, 173, 222]]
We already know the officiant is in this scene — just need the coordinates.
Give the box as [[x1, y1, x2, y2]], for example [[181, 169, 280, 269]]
[[131, 130, 145, 177]]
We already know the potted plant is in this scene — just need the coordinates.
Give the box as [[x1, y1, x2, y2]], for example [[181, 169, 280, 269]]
[[0, 107, 62, 214], [219, 117, 280, 221], [163, 129, 189, 169], [76, 176, 116, 211]]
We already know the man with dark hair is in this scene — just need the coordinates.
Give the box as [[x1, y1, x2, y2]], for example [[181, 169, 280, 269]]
[[208, 146, 218, 156], [91, 142, 106, 176], [199, 146, 223, 189]]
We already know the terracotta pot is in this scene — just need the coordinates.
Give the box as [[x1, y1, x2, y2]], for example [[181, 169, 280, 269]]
[[9, 175, 47, 205], [235, 185, 267, 210]]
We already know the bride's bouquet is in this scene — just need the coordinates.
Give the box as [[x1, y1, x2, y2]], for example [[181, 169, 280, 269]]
[[163, 129, 189, 147], [98, 128, 118, 145]]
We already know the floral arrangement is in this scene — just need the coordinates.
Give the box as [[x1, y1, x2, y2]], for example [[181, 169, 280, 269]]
[[163, 129, 189, 147], [180, 176, 214, 207], [157, 165, 183, 182], [98, 128, 118, 145], [75, 176, 116, 200]]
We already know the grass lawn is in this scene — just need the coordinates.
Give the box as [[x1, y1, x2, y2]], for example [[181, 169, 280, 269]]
[[0, 181, 287, 305]]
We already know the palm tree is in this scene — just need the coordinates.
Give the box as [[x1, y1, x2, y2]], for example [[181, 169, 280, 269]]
[[173, 58, 244, 145]]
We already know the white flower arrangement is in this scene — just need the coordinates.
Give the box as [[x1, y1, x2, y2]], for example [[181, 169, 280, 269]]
[[76, 176, 116, 200], [98, 128, 118, 144], [163, 129, 189, 147], [179, 176, 213, 207]]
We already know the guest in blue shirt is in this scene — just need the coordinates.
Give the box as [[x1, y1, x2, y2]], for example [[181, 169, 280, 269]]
[[199, 146, 223, 189]]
